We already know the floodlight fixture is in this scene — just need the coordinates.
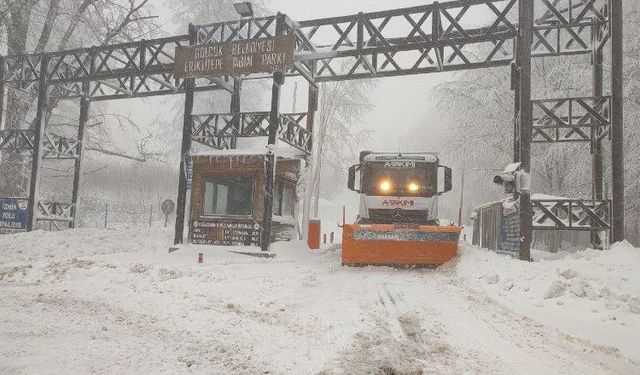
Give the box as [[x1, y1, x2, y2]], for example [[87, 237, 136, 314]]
[[234, 2, 254, 18]]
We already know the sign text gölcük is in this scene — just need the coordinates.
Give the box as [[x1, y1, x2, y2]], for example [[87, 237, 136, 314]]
[[174, 35, 295, 78]]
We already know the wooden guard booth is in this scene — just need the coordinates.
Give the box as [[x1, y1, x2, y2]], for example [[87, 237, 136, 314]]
[[188, 149, 303, 247]]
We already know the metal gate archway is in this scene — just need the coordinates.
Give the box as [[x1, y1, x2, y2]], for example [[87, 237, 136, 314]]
[[0, 0, 623, 258]]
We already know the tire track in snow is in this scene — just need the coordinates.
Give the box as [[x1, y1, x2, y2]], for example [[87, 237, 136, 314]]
[[406, 274, 640, 374], [323, 275, 493, 374]]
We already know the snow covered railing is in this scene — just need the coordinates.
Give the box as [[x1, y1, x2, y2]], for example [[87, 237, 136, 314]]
[[473, 196, 611, 253], [531, 198, 611, 231], [532, 96, 611, 143], [472, 201, 503, 252], [36, 200, 75, 231], [0, 130, 80, 159]]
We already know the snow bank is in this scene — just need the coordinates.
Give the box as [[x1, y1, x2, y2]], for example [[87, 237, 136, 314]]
[[456, 242, 640, 360], [0, 228, 171, 284], [0, 228, 170, 263], [2, 228, 639, 373]]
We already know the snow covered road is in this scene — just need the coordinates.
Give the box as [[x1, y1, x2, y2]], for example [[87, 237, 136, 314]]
[[1, 229, 638, 374]]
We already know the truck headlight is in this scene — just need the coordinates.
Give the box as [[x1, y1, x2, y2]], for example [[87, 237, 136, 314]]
[[379, 181, 392, 192], [408, 182, 419, 192]]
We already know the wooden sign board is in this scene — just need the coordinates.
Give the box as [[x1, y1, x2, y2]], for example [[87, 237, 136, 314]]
[[174, 35, 295, 78], [190, 219, 261, 246]]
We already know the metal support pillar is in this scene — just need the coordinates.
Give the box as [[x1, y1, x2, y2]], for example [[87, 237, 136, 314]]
[[610, 0, 625, 242], [26, 54, 50, 231], [260, 13, 286, 252], [517, 0, 533, 261], [70, 81, 90, 228], [230, 78, 242, 149], [591, 25, 605, 248], [174, 24, 196, 245]]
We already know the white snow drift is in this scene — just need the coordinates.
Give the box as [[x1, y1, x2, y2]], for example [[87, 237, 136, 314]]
[[0, 228, 639, 374]]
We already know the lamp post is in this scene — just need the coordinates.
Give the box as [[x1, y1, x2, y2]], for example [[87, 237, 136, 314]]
[[233, 2, 254, 18]]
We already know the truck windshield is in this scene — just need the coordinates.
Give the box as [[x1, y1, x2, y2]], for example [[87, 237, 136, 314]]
[[363, 161, 437, 197]]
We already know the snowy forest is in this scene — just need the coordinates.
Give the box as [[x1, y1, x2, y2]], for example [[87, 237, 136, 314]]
[[0, 0, 638, 247]]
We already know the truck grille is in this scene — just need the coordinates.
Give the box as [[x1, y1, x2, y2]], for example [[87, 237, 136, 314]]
[[363, 209, 434, 225]]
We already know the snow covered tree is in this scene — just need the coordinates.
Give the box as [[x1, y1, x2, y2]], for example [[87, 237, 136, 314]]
[[309, 79, 373, 216], [416, 1, 640, 247], [0, 0, 158, 196]]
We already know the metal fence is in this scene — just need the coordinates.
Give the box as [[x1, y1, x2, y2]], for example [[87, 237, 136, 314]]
[[472, 201, 502, 252]]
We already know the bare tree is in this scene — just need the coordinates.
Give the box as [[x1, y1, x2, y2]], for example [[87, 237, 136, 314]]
[[309, 79, 374, 216], [420, 0, 640, 247], [0, 0, 158, 196]]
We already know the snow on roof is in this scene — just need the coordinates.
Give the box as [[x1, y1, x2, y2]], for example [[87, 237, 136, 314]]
[[362, 152, 439, 163], [189, 137, 307, 160], [189, 149, 306, 159], [189, 147, 307, 160], [530, 193, 571, 200]]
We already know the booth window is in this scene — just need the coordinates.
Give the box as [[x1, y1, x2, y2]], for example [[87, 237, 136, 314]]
[[273, 180, 295, 217], [203, 176, 253, 216]]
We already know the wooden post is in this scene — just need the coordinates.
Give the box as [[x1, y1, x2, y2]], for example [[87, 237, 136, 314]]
[[230, 78, 242, 149], [591, 23, 605, 249], [516, 0, 533, 261], [26, 54, 50, 231], [70, 80, 90, 229], [174, 24, 197, 245], [260, 13, 286, 252], [611, 0, 625, 243], [302, 83, 318, 240]]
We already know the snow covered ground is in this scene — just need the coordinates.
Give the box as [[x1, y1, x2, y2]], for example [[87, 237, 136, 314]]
[[1, 228, 639, 374]]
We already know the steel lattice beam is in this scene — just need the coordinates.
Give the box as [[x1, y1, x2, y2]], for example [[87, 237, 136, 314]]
[[2, 36, 233, 101], [1, 0, 611, 93], [36, 200, 74, 231], [191, 112, 311, 154], [532, 0, 609, 56], [37, 200, 75, 222], [532, 198, 610, 231], [290, 0, 519, 81], [0, 130, 80, 159], [532, 96, 611, 143]]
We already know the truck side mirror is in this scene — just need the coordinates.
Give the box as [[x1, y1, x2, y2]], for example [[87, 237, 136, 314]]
[[348, 165, 360, 192], [444, 166, 453, 193], [438, 165, 453, 194]]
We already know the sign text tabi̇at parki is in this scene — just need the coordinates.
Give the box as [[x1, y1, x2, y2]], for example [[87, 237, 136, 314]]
[[174, 35, 295, 78]]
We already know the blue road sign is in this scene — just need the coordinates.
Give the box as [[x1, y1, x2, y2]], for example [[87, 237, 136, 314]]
[[0, 198, 28, 234]]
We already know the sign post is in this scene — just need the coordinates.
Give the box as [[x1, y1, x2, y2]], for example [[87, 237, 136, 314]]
[[161, 199, 176, 228]]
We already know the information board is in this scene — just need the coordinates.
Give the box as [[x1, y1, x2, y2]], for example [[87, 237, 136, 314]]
[[190, 219, 261, 246], [0, 198, 28, 234], [174, 35, 295, 78]]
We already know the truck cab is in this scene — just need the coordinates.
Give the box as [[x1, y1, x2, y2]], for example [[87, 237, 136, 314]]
[[347, 152, 452, 225]]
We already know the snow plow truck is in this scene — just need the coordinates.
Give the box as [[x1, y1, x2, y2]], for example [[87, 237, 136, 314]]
[[342, 151, 461, 267]]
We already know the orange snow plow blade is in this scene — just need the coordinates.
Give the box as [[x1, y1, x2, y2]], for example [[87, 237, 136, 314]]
[[341, 224, 461, 268]]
